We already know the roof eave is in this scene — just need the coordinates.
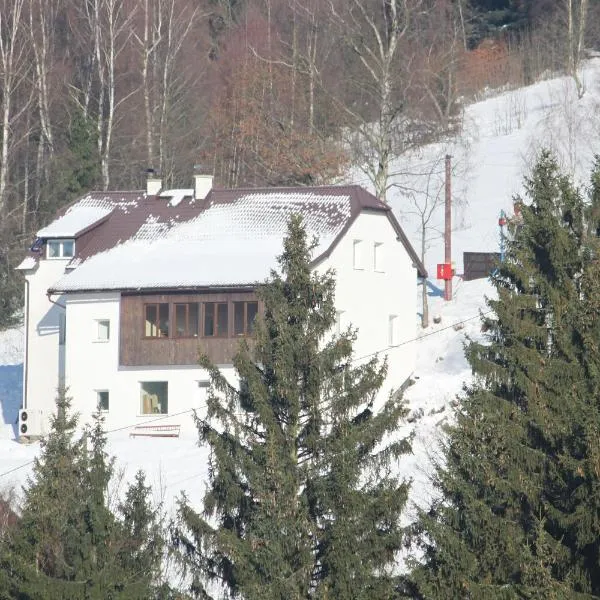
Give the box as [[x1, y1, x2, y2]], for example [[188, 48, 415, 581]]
[[311, 206, 428, 278], [48, 283, 259, 295]]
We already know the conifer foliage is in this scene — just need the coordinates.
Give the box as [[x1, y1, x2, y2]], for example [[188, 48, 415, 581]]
[[175, 216, 412, 599], [411, 152, 600, 598], [1, 389, 166, 599]]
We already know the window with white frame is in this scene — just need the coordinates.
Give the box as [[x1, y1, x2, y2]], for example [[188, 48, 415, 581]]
[[388, 314, 399, 346], [353, 240, 364, 270], [140, 381, 168, 415], [47, 239, 75, 259], [374, 242, 384, 272], [335, 310, 346, 335], [96, 319, 110, 341], [97, 390, 109, 412]]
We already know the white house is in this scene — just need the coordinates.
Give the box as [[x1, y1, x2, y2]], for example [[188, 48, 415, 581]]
[[16, 175, 426, 438]]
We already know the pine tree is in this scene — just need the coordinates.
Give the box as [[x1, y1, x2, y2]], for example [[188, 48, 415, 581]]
[[175, 215, 412, 599], [410, 152, 600, 598], [1, 389, 168, 599]]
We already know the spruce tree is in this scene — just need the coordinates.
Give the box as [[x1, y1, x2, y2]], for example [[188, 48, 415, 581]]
[[1, 389, 168, 599], [175, 215, 412, 599], [410, 152, 600, 598]]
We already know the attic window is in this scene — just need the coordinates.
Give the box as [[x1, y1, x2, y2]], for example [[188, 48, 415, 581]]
[[374, 242, 384, 272], [47, 239, 74, 259], [353, 240, 364, 270]]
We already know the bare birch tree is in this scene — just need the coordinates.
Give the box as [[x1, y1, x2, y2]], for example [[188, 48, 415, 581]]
[[566, 0, 589, 98], [133, 0, 203, 179], [70, 0, 136, 190], [0, 0, 32, 214], [328, 0, 424, 202], [28, 0, 61, 210]]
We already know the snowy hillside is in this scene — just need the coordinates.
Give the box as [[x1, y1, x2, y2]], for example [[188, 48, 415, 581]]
[[3, 60, 600, 518], [356, 58, 600, 275]]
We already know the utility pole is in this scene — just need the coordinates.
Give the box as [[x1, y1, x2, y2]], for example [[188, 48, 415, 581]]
[[444, 154, 452, 301]]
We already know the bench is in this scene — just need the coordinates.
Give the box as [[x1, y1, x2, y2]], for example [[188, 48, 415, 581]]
[[129, 424, 181, 438]]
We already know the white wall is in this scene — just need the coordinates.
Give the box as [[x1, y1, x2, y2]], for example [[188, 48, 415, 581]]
[[317, 211, 419, 404], [63, 293, 234, 433], [24, 210, 418, 435], [23, 260, 70, 435]]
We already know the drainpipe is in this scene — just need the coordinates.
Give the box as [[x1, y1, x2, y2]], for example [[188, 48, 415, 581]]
[[22, 279, 29, 410], [46, 291, 65, 309]]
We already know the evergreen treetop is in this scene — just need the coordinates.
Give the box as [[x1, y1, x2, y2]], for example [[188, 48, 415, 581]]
[[410, 152, 600, 598], [1, 389, 168, 599], [175, 215, 412, 599]]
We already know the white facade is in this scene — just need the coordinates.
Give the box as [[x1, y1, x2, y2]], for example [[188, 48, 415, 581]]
[[63, 292, 220, 432], [318, 211, 418, 403], [20, 259, 69, 435], [20, 200, 420, 438]]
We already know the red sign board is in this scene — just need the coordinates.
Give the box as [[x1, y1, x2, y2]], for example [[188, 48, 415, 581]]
[[437, 263, 453, 280]]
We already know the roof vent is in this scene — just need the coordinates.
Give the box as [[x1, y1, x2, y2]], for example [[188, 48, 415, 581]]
[[145, 168, 162, 196]]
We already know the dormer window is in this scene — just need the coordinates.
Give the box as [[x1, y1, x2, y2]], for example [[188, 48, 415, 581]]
[[47, 239, 75, 259]]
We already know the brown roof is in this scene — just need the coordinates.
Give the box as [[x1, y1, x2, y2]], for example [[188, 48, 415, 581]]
[[30, 185, 426, 285]]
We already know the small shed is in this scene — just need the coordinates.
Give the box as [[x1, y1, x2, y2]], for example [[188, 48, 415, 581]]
[[463, 252, 500, 281]]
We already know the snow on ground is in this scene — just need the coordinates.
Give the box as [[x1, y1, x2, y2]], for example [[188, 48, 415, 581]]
[[0, 277, 493, 518], [0, 61, 596, 520], [351, 58, 600, 275]]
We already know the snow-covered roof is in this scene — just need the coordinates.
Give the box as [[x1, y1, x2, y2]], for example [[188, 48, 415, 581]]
[[160, 189, 193, 207], [37, 206, 113, 238], [15, 256, 37, 271], [52, 192, 352, 291]]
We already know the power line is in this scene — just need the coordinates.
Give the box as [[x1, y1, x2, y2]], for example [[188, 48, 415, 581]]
[[0, 407, 205, 480], [0, 306, 491, 481]]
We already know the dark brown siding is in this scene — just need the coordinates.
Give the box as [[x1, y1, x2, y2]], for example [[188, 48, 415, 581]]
[[120, 291, 259, 366]]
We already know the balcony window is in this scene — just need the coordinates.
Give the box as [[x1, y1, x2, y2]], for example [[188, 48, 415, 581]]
[[145, 303, 169, 337], [204, 302, 228, 337], [47, 239, 75, 259], [233, 301, 258, 336], [175, 303, 199, 337], [140, 381, 168, 414]]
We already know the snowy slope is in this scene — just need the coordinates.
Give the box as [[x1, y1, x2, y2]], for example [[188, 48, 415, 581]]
[[353, 58, 600, 275], [2, 61, 599, 518]]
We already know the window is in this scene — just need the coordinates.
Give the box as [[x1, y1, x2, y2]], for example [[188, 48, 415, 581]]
[[374, 242, 384, 272], [204, 302, 228, 337], [353, 240, 364, 270], [175, 303, 199, 337], [97, 390, 109, 412], [96, 319, 110, 341], [47, 239, 75, 259], [233, 301, 258, 336], [335, 310, 345, 335], [388, 314, 399, 346], [140, 381, 168, 414], [145, 303, 169, 337]]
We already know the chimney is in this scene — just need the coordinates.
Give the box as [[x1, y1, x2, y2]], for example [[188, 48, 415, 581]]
[[145, 169, 162, 196], [193, 166, 213, 200]]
